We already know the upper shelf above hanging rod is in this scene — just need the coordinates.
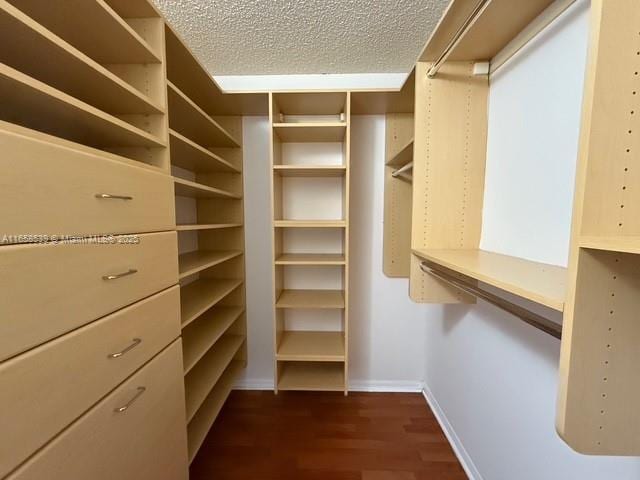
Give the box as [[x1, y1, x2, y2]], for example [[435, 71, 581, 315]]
[[420, 0, 573, 78]]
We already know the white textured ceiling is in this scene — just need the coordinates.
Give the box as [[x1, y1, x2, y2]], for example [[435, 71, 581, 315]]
[[152, 0, 449, 76]]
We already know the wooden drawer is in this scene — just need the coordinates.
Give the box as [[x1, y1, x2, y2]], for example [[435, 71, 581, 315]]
[[7, 340, 189, 480], [0, 122, 175, 241], [0, 286, 180, 478], [0, 231, 178, 361]]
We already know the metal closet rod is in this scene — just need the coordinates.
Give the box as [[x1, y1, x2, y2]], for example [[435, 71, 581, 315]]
[[392, 161, 414, 180], [426, 0, 492, 78], [420, 261, 563, 339]]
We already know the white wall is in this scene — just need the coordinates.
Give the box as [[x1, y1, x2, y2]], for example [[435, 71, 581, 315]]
[[238, 114, 426, 390], [424, 1, 640, 479]]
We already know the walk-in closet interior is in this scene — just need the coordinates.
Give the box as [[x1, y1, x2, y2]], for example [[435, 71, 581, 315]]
[[1, 0, 640, 479]]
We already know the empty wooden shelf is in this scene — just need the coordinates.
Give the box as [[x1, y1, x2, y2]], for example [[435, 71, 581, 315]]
[[278, 362, 345, 392], [274, 220, 347, 228], [414, 249, 567, 312], [180, 279, 243, 328], [182, 306, 244, 374], [174, 177, 240, 199], [184, 334, 245, 421], [0, 64, 165, 149], [273, 123, 346, 142], [273, 165, 346, 177], [169, 129, 240, 173], [0, 2, 162, 116], [275, 253, 346, 265], [277, 331, 345, 362], [176, 223, 242, 232], [167, 81, 240, 148], [578, 236, 640, 256], [5, 0, 162, 65], [276, 289, 345, 309], [386, 138, 413, 167], [178, 250, 243, 279], [187, 361, 242, 463]]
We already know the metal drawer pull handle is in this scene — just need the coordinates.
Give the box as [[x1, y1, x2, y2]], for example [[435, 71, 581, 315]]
[[114, 386, 146, 413], [102, 269, 138, 281], [108, 338, 142, 359], [95, 193, 133, 200]]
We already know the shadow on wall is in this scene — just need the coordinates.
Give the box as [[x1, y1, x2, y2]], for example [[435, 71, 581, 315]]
[[348, 115, 377, 381]]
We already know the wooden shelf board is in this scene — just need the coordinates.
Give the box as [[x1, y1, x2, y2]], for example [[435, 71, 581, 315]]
[[0, 3, 162, 116], [273, 123, 346, 143], [386, 138, 414, 167], [103, 0, 162, 18], [275, 253, 345, 265], [419, 0, 556, 62], [5, 0, 161, 64], [276, 289, 345, 309], [167, 81, 240, 148], [187, 361, 242, 463], [273, 165, 346, 177], [274, 220, 347, 228], [180, 278, 243, 328], [0, 64, 165, 149], [277, 331, 345, 362], [184, 335, 244, 422], [174, 177, 240, 199], [178, 250, 243, 279], [579, 236, 640, 255], [278, 362, 344, 392], [183, 306, 245, 374], [272, 92, 347, 115], [413, 248, 566, 311], [169, 129, 240, 173], [176, 223, 242, 232]]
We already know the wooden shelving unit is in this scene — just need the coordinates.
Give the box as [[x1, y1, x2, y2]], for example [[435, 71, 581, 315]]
[[165, 22, 247, 464], [270, 92, 351, 394], [383, 113, 414, 278], [0, 0, 170, 170], [413, 249, 566, 312]]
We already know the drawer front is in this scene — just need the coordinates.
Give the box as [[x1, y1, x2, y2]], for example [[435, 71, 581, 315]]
[[0, 286, 180, 479], [8, 340, 189, 480], [0, 124, 175, 241], [0, 231, 178, 361]]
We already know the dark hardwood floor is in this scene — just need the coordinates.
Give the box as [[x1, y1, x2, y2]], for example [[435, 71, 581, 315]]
[[190, 391, 468, 480]]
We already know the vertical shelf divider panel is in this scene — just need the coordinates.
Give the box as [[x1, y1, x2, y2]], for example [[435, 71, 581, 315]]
[[383, 113, 414, 278], [409, 61, 488, 303], [164, 23, 247, 464], [557, 0, 640, 455], [270, 92, 350, 395]]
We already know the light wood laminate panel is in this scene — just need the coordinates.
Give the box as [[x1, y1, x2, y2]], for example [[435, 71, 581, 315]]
[[0, 231, 178, 361], [277, 331, 345, 362], [410, 62, 488, 303], [180, 279, 243, 328], [178, 250, 243, 279], [278, 362, 344, 392], [184, 335, 245, 422], [5, 0, 161, 64], [275, 254, 346, 265], [0, 1, 162, 115], [169, 129, 240, 173], [273, 165, 347, 177], [273, 123, 346, 143], [274, 220, 347, 228], [182, 307, 244, 374], [276, 290, 345, 309], [579, 237, 640, 256], [0, 124, 174, 239], [0, 286, 180, 478], [187, 361, 242, 462], [7, 341, 188, 480], [0, 64, 165, 149], [414, 249, 566, 311], [174, 177, 240, 199]]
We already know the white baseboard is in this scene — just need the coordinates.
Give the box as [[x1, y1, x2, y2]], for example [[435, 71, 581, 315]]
[[422, 384, 483, 480], [233, 378, 423, 393]]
